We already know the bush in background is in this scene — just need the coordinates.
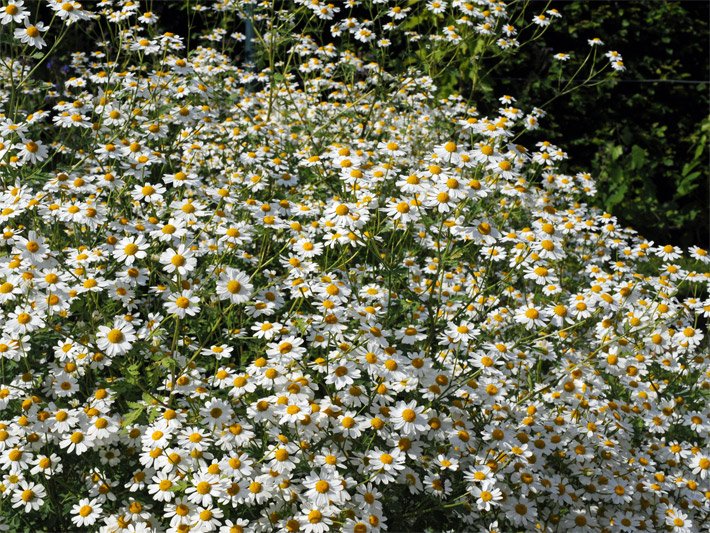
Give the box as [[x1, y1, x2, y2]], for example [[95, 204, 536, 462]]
[[477, 0, 709, 248]]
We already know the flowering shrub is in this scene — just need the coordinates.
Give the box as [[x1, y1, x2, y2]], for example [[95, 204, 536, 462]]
[[0, 1, 708, 532]]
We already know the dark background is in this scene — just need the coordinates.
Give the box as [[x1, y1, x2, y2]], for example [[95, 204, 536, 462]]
[[499, 0, 709, 249]]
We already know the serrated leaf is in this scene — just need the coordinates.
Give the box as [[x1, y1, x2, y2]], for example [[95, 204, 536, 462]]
[[142, 392, 157, 404], [160, 357, 178, 369], [122, 404, 145, 426]]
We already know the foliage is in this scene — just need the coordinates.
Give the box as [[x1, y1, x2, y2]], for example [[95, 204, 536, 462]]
[[476, 0, 709, 247]]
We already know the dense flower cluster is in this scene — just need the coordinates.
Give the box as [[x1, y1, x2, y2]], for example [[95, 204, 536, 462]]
[[0, 0, 706, 532]]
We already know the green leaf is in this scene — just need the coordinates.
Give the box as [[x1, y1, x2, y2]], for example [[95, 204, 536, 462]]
[[125, 363, 141, 378], [142, 392, 157, 404], [159, 357, 178, 369], [122, 404, 145, 426], [605, 180, 628, 209], [630, 145, 646, 169], [676, 170, 701, 197]]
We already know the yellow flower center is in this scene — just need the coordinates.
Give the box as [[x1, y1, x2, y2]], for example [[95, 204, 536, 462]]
[[401, 409, 416, 422], [106, 329, 124, 343], [314, 480, 330, 493], [123, 243, 139, 256], [525, 308, 539, 319], [195, 481, 212, 494]]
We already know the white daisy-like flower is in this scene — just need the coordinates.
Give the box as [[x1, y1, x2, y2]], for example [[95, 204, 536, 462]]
[[185, 473, 225, 507], [470, 481, 503, 511], [70, 498, 103, 527], [1, 1, 27, 24], [113, 235, 149, 265], [96, 318, 137, 356], [11, 481, 46, 512], [515, 304, 547, 330], [216, 267, 253, 304], [164, 290, 201, 318], [390, 401, 428, 435], [159, 244, 197, 276], [13, 21, 48, 49]]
